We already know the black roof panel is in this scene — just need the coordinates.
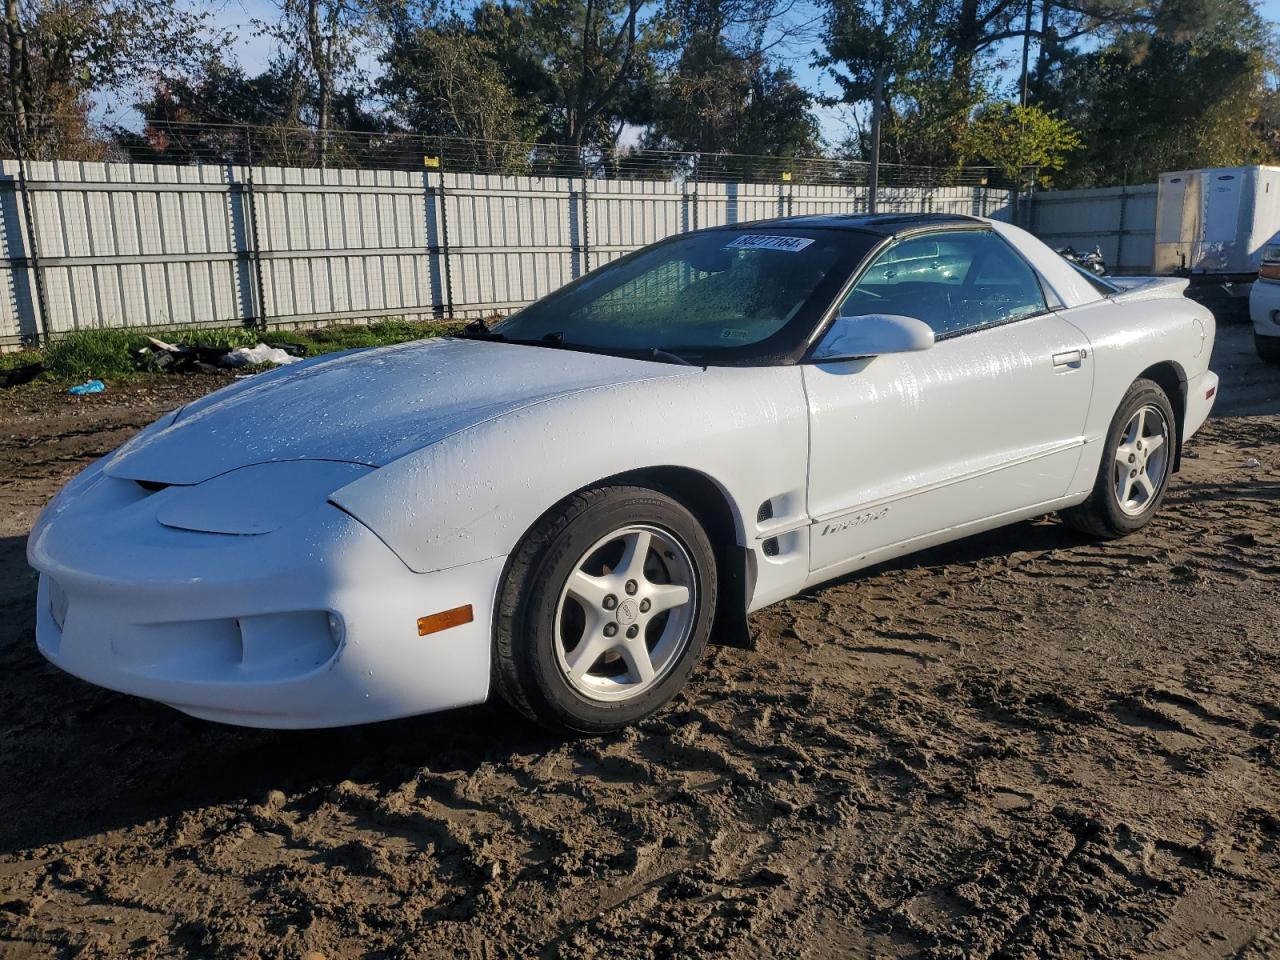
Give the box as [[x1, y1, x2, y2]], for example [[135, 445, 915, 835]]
[[717, 212, 984, 235]]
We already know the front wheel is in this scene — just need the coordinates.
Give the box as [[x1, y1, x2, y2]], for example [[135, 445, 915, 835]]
[[1061, 378, 1176, 539], [493, 485, 717, 735]]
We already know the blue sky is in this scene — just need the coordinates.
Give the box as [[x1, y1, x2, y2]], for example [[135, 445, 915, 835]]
[[164, 0, 1280, 148]]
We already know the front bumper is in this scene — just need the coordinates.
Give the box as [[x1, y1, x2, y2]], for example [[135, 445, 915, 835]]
[[29, 469, 504, 728], [1248, 279, 1280, 335]]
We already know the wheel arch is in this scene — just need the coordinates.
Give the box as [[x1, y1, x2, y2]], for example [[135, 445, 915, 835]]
[[501, 465, 758, 651], [1136, 361, 1187, 472], [588, 465, 758, 649]]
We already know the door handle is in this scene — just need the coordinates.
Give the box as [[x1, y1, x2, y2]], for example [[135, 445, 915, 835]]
[[1052, 348, 1087, 367]]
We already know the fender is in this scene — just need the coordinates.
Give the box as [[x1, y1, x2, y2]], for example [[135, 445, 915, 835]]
[[330, 364, 812, 612]]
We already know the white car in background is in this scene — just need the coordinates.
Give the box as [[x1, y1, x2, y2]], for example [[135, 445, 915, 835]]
[[29, 214, 1218, 735], [1249, 235, 1280, 363]]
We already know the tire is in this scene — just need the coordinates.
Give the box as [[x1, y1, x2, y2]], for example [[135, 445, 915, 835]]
[[1256, 332, 1280, 364], [493, 484, 718, 735], [1060, 378, 1177, 539]]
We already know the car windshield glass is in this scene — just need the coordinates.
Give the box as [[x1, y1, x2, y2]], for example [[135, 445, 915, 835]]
[[490, 228, 873, 362]]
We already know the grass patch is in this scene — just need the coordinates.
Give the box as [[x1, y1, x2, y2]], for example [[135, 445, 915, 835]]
[[1, 318, 462, 383], [44, 329, 151, 379], [0, 349, 42, 371], [291, 319, 456, 352]]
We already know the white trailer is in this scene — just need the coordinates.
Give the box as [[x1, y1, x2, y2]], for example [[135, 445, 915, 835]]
[[1154, 166, 1280, 279]]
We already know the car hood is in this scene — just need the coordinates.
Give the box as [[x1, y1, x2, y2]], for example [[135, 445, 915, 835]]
[[104, 337, 691, 485]]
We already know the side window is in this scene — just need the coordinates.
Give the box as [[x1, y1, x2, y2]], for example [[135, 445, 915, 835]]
[[840, 230, 1047, 337]]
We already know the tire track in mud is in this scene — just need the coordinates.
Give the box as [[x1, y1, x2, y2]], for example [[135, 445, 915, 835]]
[[0, 380, 1277, 958]]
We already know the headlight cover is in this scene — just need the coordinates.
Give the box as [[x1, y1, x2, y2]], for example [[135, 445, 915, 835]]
[[155, 460, 372, 535]]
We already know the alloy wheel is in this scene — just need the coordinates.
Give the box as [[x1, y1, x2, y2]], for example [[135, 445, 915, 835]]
[[553, 524, 698, 702], [1113, 404, 1170, 516]]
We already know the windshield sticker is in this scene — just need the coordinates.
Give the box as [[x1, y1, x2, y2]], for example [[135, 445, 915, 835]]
[[719, 327, 751, 341], [724, 234, 814, 253]]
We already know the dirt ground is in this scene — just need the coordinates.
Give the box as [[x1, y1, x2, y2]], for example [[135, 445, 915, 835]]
[[0, 325, 1277, 960]]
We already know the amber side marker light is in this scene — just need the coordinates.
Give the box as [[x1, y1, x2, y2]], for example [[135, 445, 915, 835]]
[[418, 604, 474, 636]]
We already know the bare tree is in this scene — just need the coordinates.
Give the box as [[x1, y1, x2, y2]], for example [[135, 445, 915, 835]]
[[1, 0, 218, 159], [259, 0, 381, 164]]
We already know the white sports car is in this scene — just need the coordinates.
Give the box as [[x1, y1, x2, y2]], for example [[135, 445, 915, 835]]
[[29, 214, 1218, 734]]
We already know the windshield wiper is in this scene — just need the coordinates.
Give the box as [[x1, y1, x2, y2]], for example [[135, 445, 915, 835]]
[[456, 318, 505, 340], [456, 324, 700, 367], [647, 347, 698, 367]]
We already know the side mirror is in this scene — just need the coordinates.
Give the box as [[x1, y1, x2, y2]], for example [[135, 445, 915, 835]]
[[810, 313, 934, 362]]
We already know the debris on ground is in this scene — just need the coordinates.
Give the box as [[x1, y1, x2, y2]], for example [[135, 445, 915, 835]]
[[0, 363, 43, 389], [220, 343, 304, 368], [66, 379, 105, 395], [133, 337, 305, 374]]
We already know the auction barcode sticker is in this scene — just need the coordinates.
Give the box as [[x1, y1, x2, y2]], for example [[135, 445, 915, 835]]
[[724, 234, 814, 253]]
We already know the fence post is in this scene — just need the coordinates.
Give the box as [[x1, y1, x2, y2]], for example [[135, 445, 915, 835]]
[[579, 150, 591, 275], [436, 141, 455, 319], [241, 127, 269, 331], [1115, 185, 1129, 271], [11, 127, 51, 345], [690, 154, 700, 231]]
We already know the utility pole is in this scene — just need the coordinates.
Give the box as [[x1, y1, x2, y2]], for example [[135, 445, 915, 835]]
[[1019, 0, 1033, 107], [1034, 0, 1052, 102], [868, 64, 884, 214]]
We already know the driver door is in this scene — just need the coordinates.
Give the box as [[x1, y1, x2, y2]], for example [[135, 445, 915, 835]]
[[804, 228, 1094, 573]]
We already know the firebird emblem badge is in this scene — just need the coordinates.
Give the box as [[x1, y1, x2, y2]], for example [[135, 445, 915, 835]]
[[820, 508, 890, 536]]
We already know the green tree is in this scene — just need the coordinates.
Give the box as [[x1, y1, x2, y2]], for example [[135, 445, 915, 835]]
[[1, 0, 220, 159], [960, 101, 1081, 184], [638, 0, 821, 166], [643, 36, 821, 164], [256, 0, 389, 164], [820, 0, 1154, 170], [380, 0, 661, 156], [379, 15, 545, 168], [1041, 0, 1277, 185], [121, 53, 384, 166]]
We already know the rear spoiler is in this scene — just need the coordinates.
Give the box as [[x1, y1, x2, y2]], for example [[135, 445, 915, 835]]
[[1106, 276, 1191, 303]]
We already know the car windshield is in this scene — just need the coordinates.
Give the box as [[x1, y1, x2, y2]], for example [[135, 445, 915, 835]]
[[489, 228, 874, 363]]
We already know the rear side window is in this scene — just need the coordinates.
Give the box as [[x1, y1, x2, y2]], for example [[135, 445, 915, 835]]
[[1067, 260, 1120, 295], [840, 229, 1047, 337]]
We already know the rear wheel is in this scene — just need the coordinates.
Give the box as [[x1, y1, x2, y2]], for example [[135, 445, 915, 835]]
[[1061, 378, 1176, 539], [493, 485, 717, 735]]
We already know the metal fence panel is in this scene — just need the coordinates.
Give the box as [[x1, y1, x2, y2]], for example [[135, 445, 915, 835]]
[[0, 161, 38, 345], [584, 178, 685, 269], [1028, 185, 1157, 273], [0, 159, 1016, 350], [21, 161, 248, 335], [443, 172, 580, 316], [254, 166, 435, 324]]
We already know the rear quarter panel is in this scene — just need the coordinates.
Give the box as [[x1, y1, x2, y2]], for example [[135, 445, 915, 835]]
[[1060, 294, 1214, 490]]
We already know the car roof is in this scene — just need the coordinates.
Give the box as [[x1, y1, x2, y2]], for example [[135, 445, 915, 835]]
[[714, 212, 986, 236]]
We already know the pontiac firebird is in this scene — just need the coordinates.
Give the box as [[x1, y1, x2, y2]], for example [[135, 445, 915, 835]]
[[29, 214, 1218, 733]]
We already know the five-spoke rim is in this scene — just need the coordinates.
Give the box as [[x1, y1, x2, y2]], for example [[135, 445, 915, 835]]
[[1113, 404, 1170, 516], [554, 524, 697, 702]]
